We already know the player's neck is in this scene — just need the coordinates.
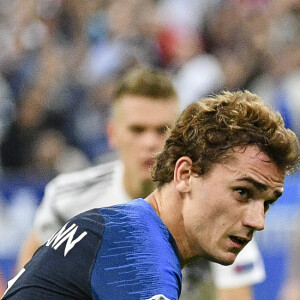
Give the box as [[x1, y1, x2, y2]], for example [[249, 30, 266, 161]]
[[123, 173, 155, 199], [146, 186, 190, 268]]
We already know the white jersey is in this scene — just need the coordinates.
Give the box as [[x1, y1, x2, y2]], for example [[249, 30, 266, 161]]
[[34, 161, 129, 243], [33, 160, 265, 290]]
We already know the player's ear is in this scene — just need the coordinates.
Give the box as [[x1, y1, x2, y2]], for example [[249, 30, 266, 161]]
[[106, 120, 118, 149], [174, 156, 193, 193]]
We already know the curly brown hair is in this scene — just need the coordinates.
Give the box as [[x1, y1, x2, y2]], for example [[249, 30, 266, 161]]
[[152, 90, 300, 187]]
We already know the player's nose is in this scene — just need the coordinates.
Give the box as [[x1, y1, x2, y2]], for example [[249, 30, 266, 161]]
[[243, 201, 265, 231], [143, 131, 164, 150]]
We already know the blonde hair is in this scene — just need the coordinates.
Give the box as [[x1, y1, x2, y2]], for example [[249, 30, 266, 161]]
[[113, 67, 178, 102]]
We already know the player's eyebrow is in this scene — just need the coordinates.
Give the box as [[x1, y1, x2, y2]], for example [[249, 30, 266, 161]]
[[237, 177, 266, 191], [236, 177, 283, 199]]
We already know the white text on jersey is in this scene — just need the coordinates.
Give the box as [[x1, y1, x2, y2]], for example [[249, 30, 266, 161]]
[[46, 222, 87, 256]]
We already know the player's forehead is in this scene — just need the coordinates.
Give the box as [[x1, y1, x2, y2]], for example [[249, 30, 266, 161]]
[[114, 94, 179, 122], [212, 145, 285, 190], [116, 94, 177, 107]]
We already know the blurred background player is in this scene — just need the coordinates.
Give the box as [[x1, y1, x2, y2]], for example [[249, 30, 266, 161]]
[[17, 67, 265, 300]]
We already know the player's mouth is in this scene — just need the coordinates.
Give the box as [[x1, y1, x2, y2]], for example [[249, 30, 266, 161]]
[[229, 235, 250, 249]]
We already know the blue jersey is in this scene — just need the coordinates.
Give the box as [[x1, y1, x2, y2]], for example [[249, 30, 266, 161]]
[[2, 198, 182, 300]]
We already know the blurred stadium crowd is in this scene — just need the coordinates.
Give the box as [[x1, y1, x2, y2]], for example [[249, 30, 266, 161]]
[[0, 0, 300, 174], [0, 0, 300, 298]]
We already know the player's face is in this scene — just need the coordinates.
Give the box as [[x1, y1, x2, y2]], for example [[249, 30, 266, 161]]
[[183, 145, 284, 265], [109, 94, 179, 182]]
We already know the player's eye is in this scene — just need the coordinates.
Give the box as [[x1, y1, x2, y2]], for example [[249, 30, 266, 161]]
[[156, 126, 168, 135], [129, 125, 145, 134], [234, 188, 252, 201]]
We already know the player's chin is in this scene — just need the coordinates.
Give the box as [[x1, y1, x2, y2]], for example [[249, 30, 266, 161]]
[[211, 251, 238, 266], [218, 256, 236, 266]]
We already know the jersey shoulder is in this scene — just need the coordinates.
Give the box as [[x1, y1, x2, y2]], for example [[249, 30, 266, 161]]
[[3, 208, 105, 299], [91, 199, 182, 300], [49, 160, 120, 196], [44, 160, 125, 214], [33, 160, 128, 241]]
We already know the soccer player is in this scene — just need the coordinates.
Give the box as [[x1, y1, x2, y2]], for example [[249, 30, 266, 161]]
[[3, 90, 299, 299], [17, 69, 265, 299]]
